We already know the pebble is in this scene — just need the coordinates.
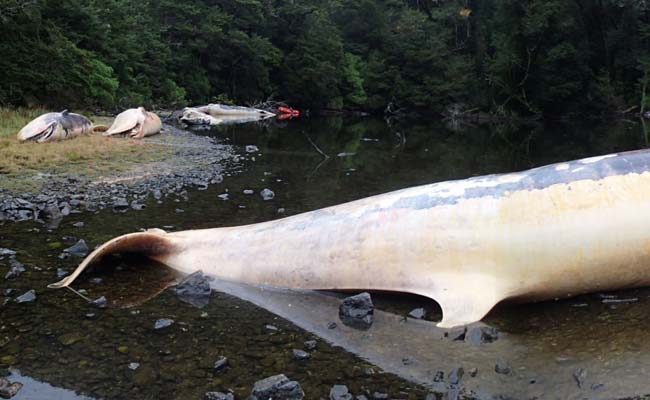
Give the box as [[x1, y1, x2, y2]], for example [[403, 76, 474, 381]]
[[329, 384, 352, 400], [0, 249, 16, 257], [304, 340, 317, 351], [249, 374, 304, 400], [339, 292, 374, 330], [448, 367, 464, 385], [245, 145, 259, 153], [218, 193, 229, 200], [128, 362, 140, 370], [213, 356, 228, 371], [243, 189, 254, 195], [72, 221, 84, 228], [0, 378, 22, 399], [292, 349, 310, 361], [408, 308, 426, 319], [573, 368, 587, 388], [154, 318, 175, 330], [205, 392, 234, 400], [494, 359, 511, 375]]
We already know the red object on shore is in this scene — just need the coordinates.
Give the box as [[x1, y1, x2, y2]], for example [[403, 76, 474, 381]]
[[277, 106, 300, 117]]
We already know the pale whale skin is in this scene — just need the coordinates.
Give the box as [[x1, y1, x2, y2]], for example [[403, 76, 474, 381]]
[[50, 149, 650, 328]]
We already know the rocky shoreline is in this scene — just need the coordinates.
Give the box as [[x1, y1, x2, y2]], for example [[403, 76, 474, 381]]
[[0, 124, 238, 226]]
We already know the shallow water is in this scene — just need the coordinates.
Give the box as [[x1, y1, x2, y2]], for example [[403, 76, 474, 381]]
[[1, 117, 650, 399]]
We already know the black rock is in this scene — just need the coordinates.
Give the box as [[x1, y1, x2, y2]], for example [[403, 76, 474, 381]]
[[154, 318, 174, 330], [329, 384, 352, 400], [466, 326, 499, 345], [304, 340, 317, 351], [205, 392, 234, 400], [292, 349, 310, 361], [15, 290, 36, 304], [260, 189, 275, 201], [63, 239, 89, 257], [408, 307, 426, 319], [91, 296, 108, 308], [573, 368, 587, 388], [213, 356, 228, 371], [4, 260, 25, 280], [494, 360, 511, 375], [446, 326, 467, 341], [339, 292, 374, 330], [175, 271, 212, 308], [249, 374, 304, 400], [449, 367, 464, 385], [0, 378, 23, 399]]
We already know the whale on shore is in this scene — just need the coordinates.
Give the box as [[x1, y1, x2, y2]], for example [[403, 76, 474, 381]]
[[104, 107, 162, 138], [49, 149, 650, 328], [17, 110, 97, 143]]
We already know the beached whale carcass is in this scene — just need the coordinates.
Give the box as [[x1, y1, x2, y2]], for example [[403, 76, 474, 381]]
[[49, 149, 650, 328], [104, 107, 162, 138], [17, 110, 95, 143]]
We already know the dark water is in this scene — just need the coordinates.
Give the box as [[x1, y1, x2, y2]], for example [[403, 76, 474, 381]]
[[1, 117, 650, 399]]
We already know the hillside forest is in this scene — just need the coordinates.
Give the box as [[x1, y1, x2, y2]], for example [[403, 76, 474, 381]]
[[1, 0, 649, 117]]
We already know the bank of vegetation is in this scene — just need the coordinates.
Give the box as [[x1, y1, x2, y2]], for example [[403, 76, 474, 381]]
[[1, 0, 649, 117]]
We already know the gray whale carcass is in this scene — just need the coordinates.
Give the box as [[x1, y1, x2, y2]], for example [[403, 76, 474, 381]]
[[179, 104, 275, 126], [49, 149, 650, 328], [17, 110, 94, 143]]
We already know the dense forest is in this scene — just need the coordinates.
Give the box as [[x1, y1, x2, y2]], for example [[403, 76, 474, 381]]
[[1, 0, 649, 117]]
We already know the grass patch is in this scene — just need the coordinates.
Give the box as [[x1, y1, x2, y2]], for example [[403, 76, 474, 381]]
[[0, 107, 173, 192]]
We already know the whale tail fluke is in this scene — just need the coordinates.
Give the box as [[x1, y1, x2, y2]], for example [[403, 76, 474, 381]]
[[48, 229, 173, 289]]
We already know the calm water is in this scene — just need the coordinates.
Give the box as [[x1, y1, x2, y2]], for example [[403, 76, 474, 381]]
[[1, 117, 650, 399]]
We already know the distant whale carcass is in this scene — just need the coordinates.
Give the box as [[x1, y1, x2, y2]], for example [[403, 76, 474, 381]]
[[49, 149, 650, 328], [17, 110, 95, 143]]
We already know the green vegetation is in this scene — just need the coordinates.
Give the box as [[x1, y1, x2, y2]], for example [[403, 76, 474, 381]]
[[1, 1, 649, 117]]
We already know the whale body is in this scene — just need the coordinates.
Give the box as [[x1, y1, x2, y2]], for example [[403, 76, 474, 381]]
[[50, 149, 650, 328]]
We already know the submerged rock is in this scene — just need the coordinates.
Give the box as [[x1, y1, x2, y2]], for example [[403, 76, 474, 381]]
[[0, 249, 16, 257], [245, 145, 259, 153], [91, 296, 108, 308], [213, 356, 228, 372], [15, 290, 36, 304], [339, 292, 374, 330], [249, 374, 304, 400], [154, 318, 175, 330], [175, 271, 212, 308], [63, 239, 89, 257], [260, 188, 275, 201], [4, 260, 25, 280]]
